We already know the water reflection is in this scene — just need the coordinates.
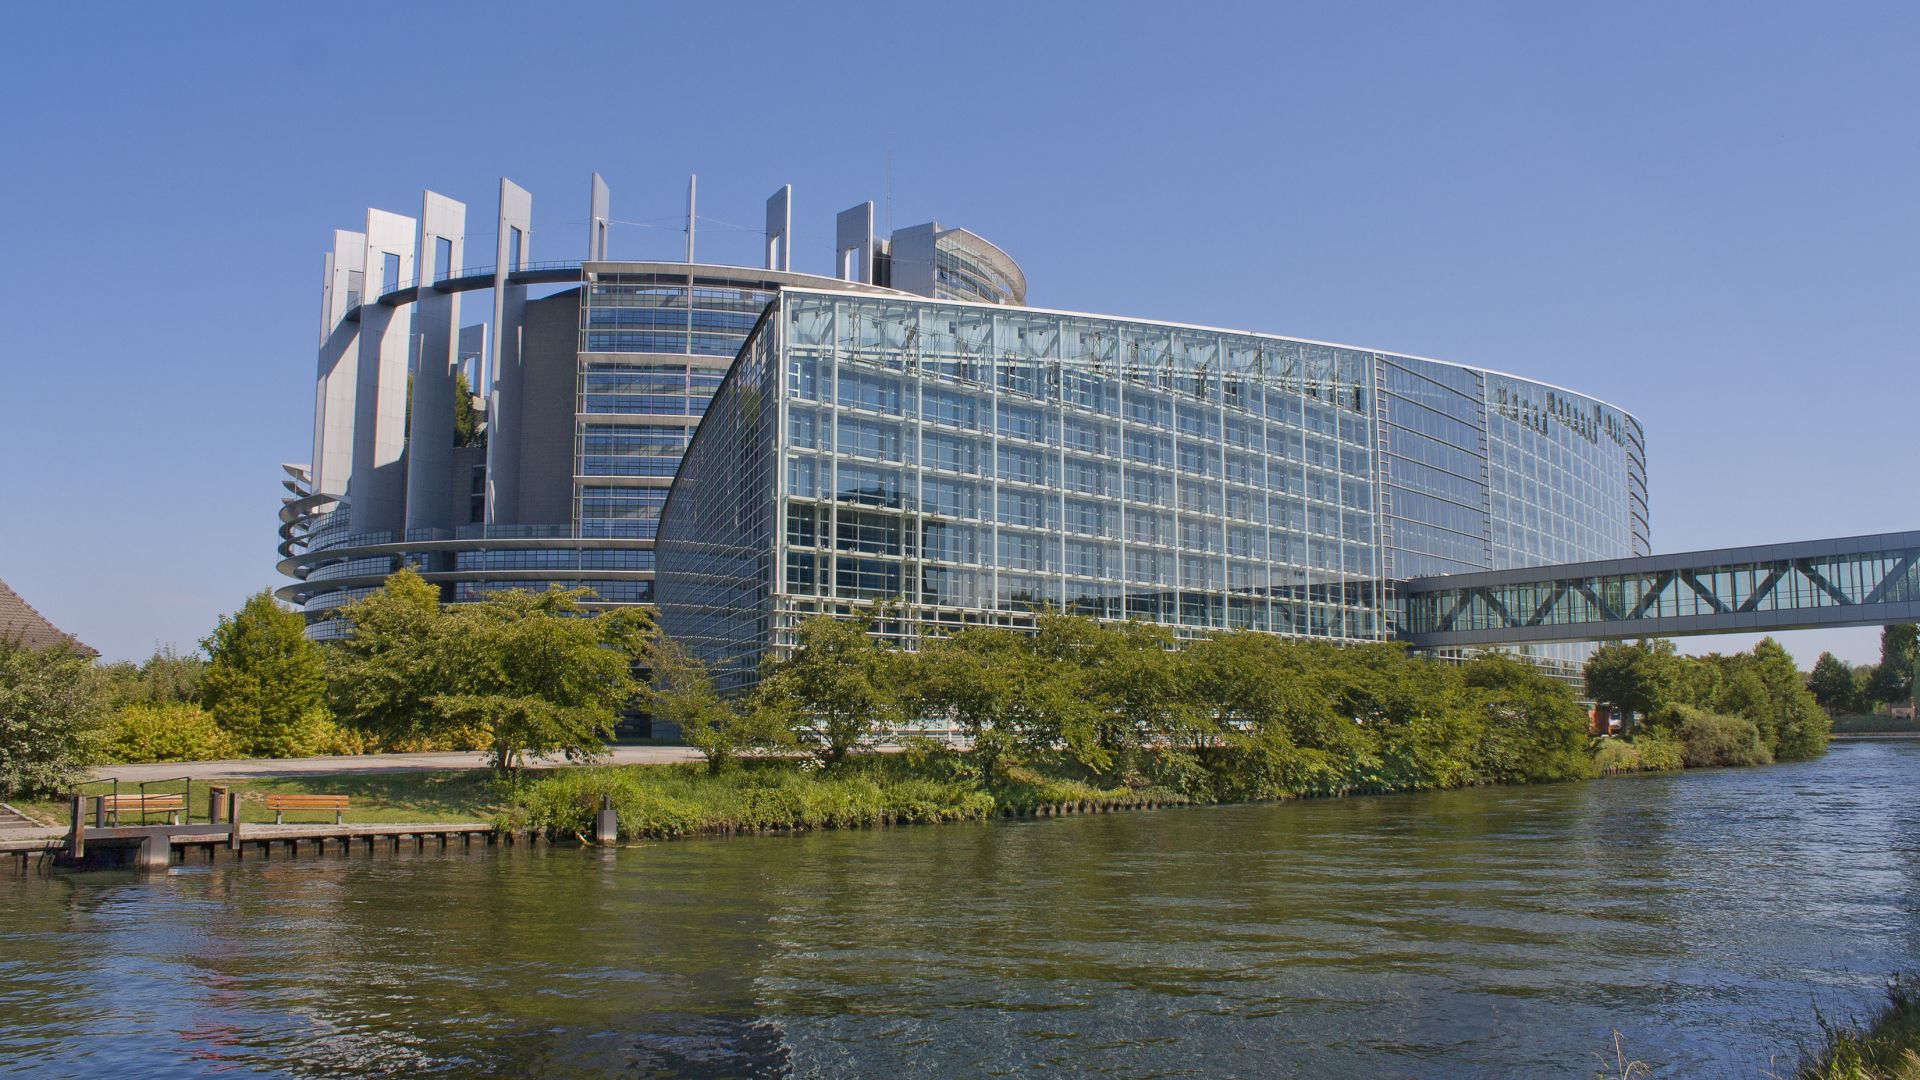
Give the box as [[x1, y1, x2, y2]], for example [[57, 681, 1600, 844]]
[[1, 740, 1916, 1078]]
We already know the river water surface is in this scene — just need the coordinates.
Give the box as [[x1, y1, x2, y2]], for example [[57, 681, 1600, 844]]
[[3, 739, 1918, 1078]]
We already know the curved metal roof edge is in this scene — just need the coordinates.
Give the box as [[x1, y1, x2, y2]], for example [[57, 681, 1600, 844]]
[[770, 287, 1643, 423]]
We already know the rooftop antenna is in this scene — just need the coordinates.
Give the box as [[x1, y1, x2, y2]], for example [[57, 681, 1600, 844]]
[[685, 174, 697, 263], [884, 147, 893, 234]]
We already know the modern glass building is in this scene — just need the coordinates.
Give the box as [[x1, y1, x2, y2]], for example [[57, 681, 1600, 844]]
[[656, 291, 1647, 692], [278, 170, 1648, 701], [277, 176, 1013, 643]]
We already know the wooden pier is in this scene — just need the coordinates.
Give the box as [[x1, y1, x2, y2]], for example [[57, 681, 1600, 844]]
[[4, 819, 528, 876]]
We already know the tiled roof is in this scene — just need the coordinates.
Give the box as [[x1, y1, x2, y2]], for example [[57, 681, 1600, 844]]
[[0, 579, 95, 656]]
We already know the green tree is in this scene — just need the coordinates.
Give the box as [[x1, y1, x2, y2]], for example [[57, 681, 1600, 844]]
[[1850, 664, 1880, 713], [1808, 652, 1856, 717], [751, 614, 901, 765], [1032, 615, 1191, 777], [1583, 639, 1678, 731], [327, 569, 451, 748], [332, 572, 641, 771], [454, 369, 486, 448], [431, 589, 640, 771], [914, 626, 1105, 783], [1869, 624, 1917, 706], [646, 634, 787, 774], [1462, 651, 1593, 783], [1325, 642, 1480, 791], [0, 639, 106, 797], [201, 590, 332, 757], [1740, 637, 1829, 761], [1182, 634, 1367, 798]]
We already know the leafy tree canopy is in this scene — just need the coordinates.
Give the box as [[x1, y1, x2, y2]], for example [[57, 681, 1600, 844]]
[[0, 639, 107, 797], [201, 590, 332, 757], [332, 571, 643, 771], [750, 614, 902, 766]]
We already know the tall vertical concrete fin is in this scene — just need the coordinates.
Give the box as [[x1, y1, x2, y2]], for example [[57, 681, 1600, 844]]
[[765, 185, 792, 271], [404, 190, 467, 534], [587, 172, 610, 261], [314, 229, 366, 502], [348, 209, 417, 537], [836, 202, 875, 283], [486, 179, 533, 525]]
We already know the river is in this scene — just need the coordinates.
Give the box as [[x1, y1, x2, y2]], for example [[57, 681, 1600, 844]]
[[3, 739, 1917, 1078]]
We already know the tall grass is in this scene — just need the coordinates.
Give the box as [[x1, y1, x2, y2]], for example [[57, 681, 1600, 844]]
[[499, 756, 1185, 840], [1792, 978, 1920, 1080]]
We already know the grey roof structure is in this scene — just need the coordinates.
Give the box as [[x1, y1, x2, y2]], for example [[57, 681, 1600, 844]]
[[0, 579, 94, 655]]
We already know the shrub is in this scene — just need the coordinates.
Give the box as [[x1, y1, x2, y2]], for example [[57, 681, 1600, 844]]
[[1654, 704, 1773, 768], [504, 761, 1018, 840], [1590, 734, 1685, 775], [0, 640, 107, 797], [100, 702, 236, 763], [1633, 734, 1686, 772]]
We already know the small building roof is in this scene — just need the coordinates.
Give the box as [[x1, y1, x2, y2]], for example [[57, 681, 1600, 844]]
[[0, 579, 95, 656]]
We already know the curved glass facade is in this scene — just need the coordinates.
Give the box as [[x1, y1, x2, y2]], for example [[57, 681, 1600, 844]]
[[658, 291, 1647, 692]]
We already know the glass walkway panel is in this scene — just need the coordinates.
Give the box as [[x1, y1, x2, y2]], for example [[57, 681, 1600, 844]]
[[1400, 531, 1920, 648]]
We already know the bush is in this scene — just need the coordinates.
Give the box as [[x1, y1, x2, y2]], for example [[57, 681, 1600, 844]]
[[1655, 704, 1773, 768], [1590, 734, 1685, 775], [100, 702, 236, 763], [500, 762, 1002, 840], [0, 640, 107, 797], [1633, 734, 1686, 771]]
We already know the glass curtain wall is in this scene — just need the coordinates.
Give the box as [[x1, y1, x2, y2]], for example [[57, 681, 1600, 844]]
[[661, 292, 1386, 691]]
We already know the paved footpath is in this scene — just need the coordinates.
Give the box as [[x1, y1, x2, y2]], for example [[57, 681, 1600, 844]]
[[88, 745, 703, 784]]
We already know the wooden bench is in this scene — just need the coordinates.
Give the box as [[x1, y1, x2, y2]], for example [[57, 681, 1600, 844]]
[[264, 794, 349, 825], [99, 794, 184, 825]]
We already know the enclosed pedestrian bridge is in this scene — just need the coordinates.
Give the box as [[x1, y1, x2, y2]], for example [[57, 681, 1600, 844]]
[[1400, 531, 1920, 649]]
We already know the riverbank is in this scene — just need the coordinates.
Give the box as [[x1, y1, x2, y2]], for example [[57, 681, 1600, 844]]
[[15, 731, 1752, 843], [1797, 977, 1920, 1080], [499, 756, 1189, 839], [499, 731, 1739, 843]]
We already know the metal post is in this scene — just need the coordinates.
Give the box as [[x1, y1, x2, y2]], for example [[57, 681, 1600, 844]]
[[228, 793, 242, 854], [68, 794, 84, 861], [594, 793, 618, 846], [93, 794, 105, 829]]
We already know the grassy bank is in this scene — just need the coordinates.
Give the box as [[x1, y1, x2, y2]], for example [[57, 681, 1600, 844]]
[[11, 725, 1771, 839], [498, 730, 1732, 843], [1797, 979, 1920, 1080], [16, 770, 501, 827], [1833, 715, 1920, 736], [497, 754, 1186, 839]]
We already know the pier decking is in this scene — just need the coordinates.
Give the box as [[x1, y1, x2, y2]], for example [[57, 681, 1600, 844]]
[[3, 819, 527, 876]]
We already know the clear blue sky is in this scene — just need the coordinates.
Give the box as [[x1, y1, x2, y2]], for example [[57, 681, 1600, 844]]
[[0, 3, 1912, 668]]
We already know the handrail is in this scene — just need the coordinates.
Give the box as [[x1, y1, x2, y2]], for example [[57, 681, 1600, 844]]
[[383, 260, 586, 300], [136, 776, 192, 826]]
